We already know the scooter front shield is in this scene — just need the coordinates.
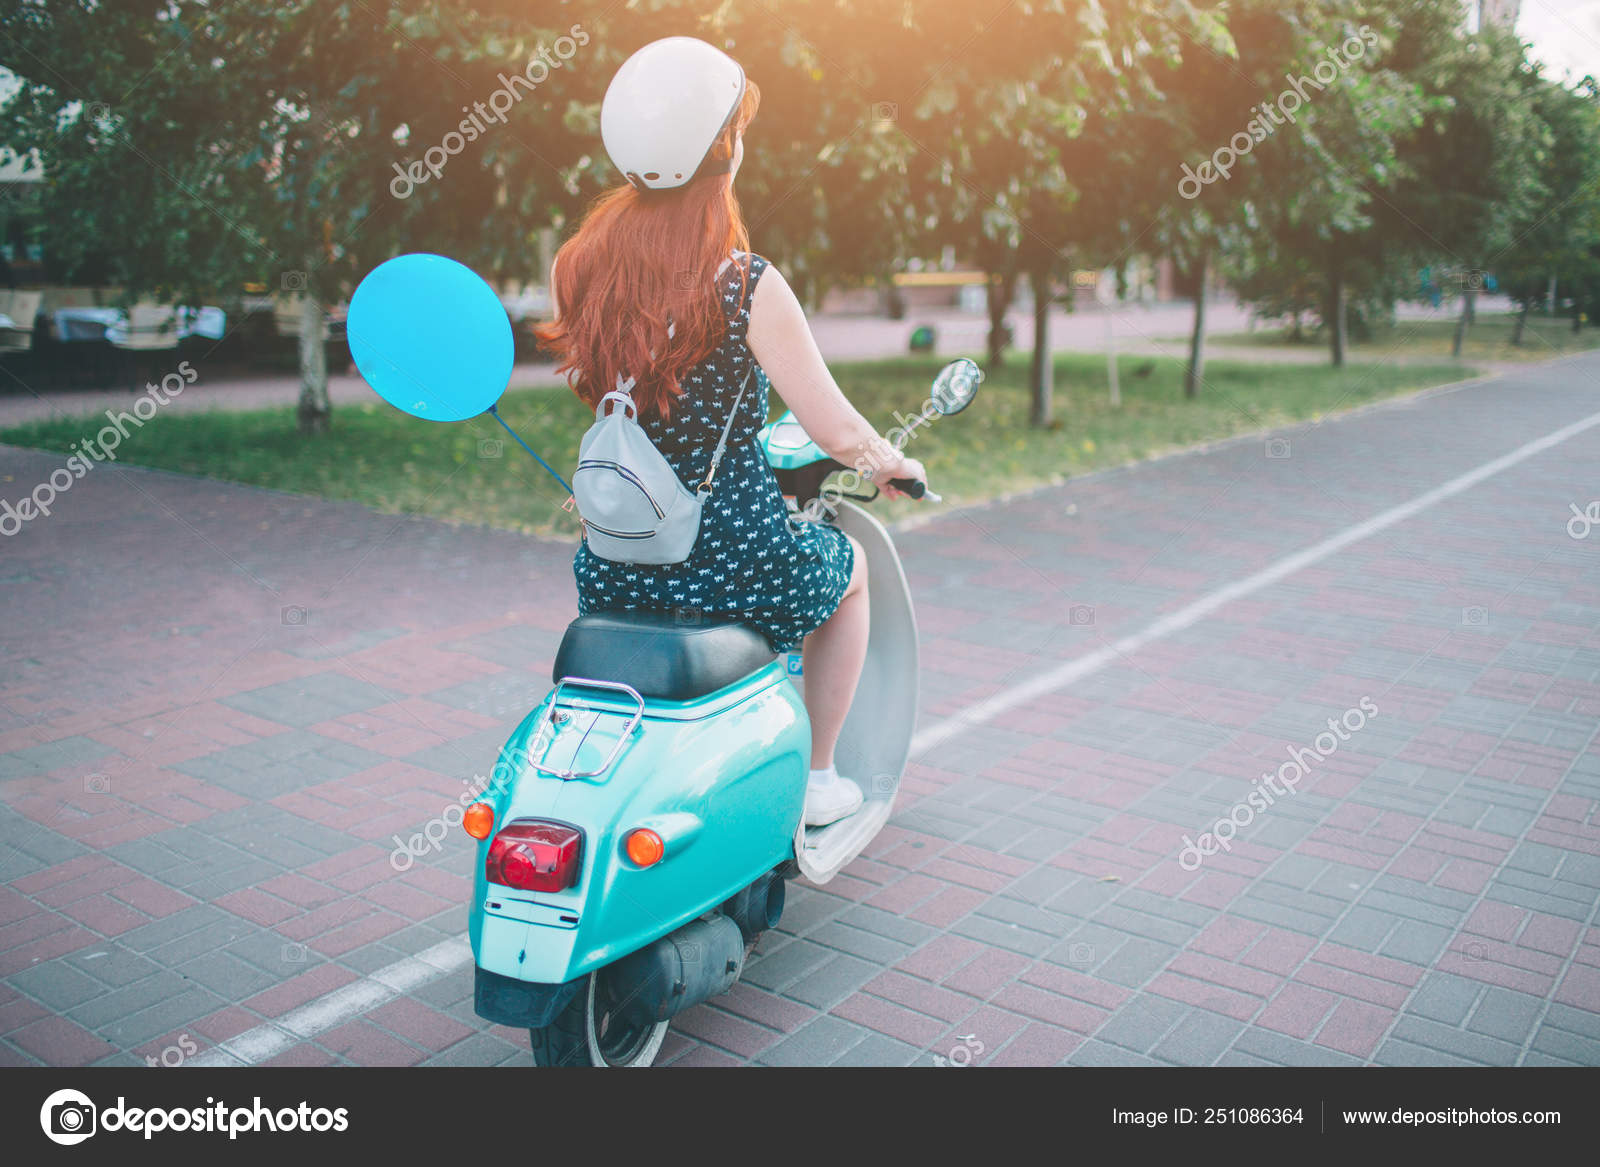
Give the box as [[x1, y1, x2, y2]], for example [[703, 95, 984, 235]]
[[792, 500, 917, 883]]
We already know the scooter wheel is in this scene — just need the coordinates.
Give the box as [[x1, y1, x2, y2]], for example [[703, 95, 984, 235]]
[[528, 969, 670, 1067]]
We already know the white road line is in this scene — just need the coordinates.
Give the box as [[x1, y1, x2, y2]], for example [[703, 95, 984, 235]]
[[193, 404, 1600, 1066], [909, 406, 1600, 758], [186, 937, 471, 1067]]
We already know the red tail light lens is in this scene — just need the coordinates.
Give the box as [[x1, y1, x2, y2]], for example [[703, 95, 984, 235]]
[[486, 820, 583, 892]]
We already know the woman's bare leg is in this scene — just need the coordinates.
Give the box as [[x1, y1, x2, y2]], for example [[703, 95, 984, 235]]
[[802, 533, 868, 771]]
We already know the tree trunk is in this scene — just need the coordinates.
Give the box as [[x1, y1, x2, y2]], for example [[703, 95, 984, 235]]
[[883, 279, 905, 321], [1328, 255, 1347, 368], [1184, 250, 1208, 399], [296, 291, 331, 435], [1291, 310, 1303, 341], [984, 268, 1017, 369], [1028, 266, 1053, 427], [1451, 287, 1475, 357], [1105, 301, 1120, 407], [1512, 300, 1530, 346]]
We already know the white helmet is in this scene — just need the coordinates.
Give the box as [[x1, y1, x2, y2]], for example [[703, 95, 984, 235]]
[[600, 37, 747, 192]]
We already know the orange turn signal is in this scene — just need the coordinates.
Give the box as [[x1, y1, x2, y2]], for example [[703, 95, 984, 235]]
[[463, 802, 495, 840], [625, 828, 664, 867]]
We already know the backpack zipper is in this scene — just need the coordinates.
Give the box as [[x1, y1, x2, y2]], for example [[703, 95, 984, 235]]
[[575, 459, 667, 519], [581, 519, 653, 540]]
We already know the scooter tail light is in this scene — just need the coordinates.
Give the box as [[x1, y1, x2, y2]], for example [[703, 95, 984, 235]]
[[625, 828, 664, 867], [486, 820, 583, 892], [463, 802, 495, 840]]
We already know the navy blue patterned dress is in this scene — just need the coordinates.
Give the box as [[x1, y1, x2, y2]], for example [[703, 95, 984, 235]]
[[573, 252, 854, 653]]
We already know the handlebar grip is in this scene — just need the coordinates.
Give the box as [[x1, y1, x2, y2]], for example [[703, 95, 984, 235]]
[[888, 477, 927, 499]]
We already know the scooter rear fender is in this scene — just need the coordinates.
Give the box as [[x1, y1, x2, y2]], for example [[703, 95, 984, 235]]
[[469, 659, 808, 986]]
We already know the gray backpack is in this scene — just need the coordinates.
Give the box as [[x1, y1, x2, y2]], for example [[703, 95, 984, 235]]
[[572, 368, 751, 565]]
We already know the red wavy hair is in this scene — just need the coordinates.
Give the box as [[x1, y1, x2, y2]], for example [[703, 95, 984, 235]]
[[536, 80, 761, 419]]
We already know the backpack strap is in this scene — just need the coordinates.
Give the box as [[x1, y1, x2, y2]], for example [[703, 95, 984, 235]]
[[596, 388, 637, 420], [696, 366, 753, 496], [604, 254, 754, 498]]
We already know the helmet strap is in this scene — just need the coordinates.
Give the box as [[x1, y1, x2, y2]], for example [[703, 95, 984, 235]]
[[694, 154, 735, 180], [628, 153, 734, 194]]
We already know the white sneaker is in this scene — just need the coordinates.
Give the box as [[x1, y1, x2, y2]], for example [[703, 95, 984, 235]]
[[804, 767, 864, 827]]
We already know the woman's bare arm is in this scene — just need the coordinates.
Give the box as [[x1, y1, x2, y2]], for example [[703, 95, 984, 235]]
[[746, 263, 921, 484]]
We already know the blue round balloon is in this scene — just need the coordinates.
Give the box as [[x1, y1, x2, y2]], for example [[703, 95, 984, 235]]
[[347, 253, 513, 422]]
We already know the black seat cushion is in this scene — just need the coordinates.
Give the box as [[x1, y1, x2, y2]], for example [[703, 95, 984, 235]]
[[552, 610, 778, 702]]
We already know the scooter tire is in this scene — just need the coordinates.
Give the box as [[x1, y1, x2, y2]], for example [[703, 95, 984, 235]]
[[528, 970, 670, 1067]]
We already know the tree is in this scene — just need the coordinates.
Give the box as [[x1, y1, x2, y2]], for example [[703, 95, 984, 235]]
[[1217, 0, 1446, 367], [0, 0, 594, 433], [1378, 13, 1543, 357], [1493, 74, 1600, 345], [1145, 0, 1304, 395], [895, 0, 1235, 423]]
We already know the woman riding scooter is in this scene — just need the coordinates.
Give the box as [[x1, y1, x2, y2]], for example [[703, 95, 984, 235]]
[[535, 37, 928, 828]]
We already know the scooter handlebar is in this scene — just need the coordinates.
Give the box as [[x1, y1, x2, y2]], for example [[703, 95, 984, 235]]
[[887, 477, 941, 503]]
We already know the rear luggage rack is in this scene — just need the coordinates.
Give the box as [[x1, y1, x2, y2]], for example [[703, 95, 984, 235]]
[[530, 677, 646, 779]]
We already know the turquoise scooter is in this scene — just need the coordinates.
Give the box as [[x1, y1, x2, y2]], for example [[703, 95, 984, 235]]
[[467, 360, 981, 1066], [342, 253, 980, 1067]]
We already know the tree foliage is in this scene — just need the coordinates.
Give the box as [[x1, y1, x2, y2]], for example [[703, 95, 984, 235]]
[[2, 0, 1597, 437]]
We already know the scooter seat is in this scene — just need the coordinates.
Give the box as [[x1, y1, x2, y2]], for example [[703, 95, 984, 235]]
[[552, 610, 778, 702]]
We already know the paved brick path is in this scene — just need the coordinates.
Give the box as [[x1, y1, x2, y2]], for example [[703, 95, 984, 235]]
[[2, 352, 1597, 1067]]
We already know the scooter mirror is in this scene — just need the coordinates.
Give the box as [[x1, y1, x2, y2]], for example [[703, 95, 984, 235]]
[[930, 358, 982, 416]]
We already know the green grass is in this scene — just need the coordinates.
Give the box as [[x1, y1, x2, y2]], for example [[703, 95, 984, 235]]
[[0, 352, 1478, 537], [1204, 311, 1600, 363]]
